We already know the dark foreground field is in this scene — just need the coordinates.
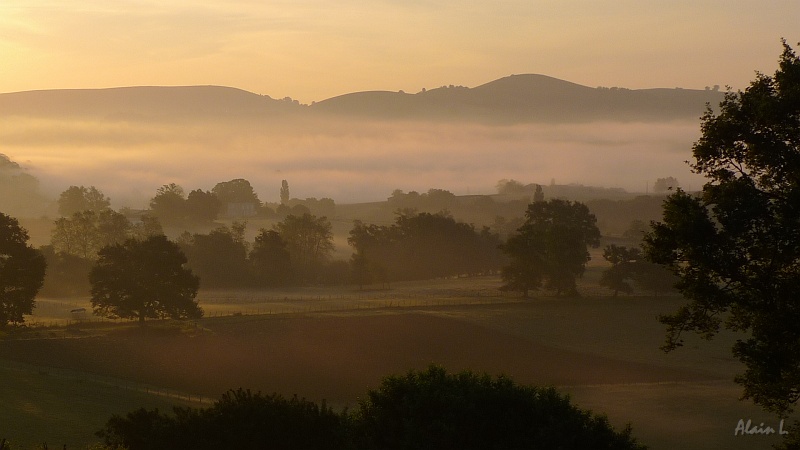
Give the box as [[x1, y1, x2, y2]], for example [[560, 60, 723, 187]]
[[0, 285, 789, 449]]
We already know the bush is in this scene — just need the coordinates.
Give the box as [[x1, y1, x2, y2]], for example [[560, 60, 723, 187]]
[[98, 367, 646, 450]]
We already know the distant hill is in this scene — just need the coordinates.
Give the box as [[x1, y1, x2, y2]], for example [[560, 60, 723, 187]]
[[0, 85, 301, 121], [0, 75, 725, 123], [312, 74, 725, 122]]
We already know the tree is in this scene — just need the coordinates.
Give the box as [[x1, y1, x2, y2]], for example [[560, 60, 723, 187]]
[[57, 185, 111, 216], [90, 235, 201, 323], [275, 214, 334, 283], [97, 389, 346, 450], [280, 179, 290, 205], [98, 367, 646, 450], [652, 177, 679, 193], [0, 154, 49, 217], [250, 229, 293, 287], [599, 244, 641, 296], [533, 183, 545, 202], [0, 213, 46, 327], [353, 366, 645, 450], [51, 209, 131, 259], [643, 42, 800, 425], [213, 178, 261, 206], [149, 183, 187, 227], [501, 199, 600, 297], [185, 189, 221, 223], [181, 224, 250, 288]]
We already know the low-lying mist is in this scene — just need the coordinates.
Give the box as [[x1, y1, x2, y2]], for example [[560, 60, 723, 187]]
[[1, 115, 704, 209]]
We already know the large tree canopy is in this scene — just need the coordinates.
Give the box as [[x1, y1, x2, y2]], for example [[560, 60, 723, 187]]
[[501, 199, 600, 297], [0, 212, 46, 327], [57, 185, 111, 216], [644, 41, 800, 421], [90, 235, 201, 323]]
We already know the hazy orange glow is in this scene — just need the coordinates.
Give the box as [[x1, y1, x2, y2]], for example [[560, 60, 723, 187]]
[[0, 1, 798, 103], [2, 116, 703, 205]]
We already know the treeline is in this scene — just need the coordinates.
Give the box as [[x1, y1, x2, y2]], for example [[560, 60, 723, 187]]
[[39, 183, 508, 296], [32, 179, 677, 299], [349, 212, 505, 286]]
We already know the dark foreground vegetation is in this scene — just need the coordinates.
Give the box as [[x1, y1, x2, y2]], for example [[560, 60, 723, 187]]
[[95, 366, 645, 450]]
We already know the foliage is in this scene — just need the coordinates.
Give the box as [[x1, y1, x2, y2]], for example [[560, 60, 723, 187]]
[[501, 199, 600, 297], [57, 185, 111, 216], [598, 245, 678, 297], [0, 154, 49, 217], [185, 189, 221, 223], [97, 389, 347, 450], [180, 224, 250, 288], [348, 212, 504, 285], [51, 210, 131, 260], [128, 214, 164, 241], [149, 183, 188, 227], [0, 212, 46, 327], [387, 188, 457, 212], [90, 235, 201, 323], [643, 41, 800, 418], [599, 245, 641, 296], [280, 179, 290, 205], [652, 177, 679, 193], [98, 367, 646, 450], [352, 366, 645, 450], [275, 213, 334, 283], [212, 178, 261, 206], [250, 229, 293, 287]]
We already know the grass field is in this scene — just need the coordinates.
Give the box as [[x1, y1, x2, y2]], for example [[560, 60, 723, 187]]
[[1, 274, 792, 449]]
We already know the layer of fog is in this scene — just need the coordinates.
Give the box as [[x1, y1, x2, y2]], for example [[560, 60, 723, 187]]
[[1, 116, 705, 209]]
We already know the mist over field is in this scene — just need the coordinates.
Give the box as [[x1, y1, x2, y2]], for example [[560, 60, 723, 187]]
[[1, 115, 704, 208]]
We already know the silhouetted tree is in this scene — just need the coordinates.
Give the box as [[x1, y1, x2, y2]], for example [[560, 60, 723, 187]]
[[149, 183, 187, 227], [533, 184, 545, 202], [599, 245, 641, 296], [643, 42, 800, 433], [280, 179, 290, 205], [90, 235, 201, 323], [348, 213, 504, 285], [57, 185, 111, 216], [212, 178, 261, 214], [501, 199, 600, 297], [98, 368, 646, 450], [352, 366, 646, 450], [652, 177, 679, 193], [185, 189, 221, 223], [0, 154, 49, 217], [275, 214, 334, 283], [181, 224, 250, 288], [250, 229, 293, 287], [0, 212, 46, 327], [97, 389, 346, 450], [51, 209, 131, 259]]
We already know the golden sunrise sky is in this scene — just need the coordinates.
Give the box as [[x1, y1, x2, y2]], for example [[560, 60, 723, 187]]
[[1, 1, 798, 103]]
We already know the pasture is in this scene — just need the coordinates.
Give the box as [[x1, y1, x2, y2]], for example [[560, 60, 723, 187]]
[[0, 273, 791, 449]]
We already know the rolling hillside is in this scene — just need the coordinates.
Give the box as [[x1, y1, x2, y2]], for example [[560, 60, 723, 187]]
[[0, 75, 724, 123]]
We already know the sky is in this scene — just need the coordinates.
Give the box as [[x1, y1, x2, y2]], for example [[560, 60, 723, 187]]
[[1, 1, 798, 104], [1, 1, 799, 207]]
